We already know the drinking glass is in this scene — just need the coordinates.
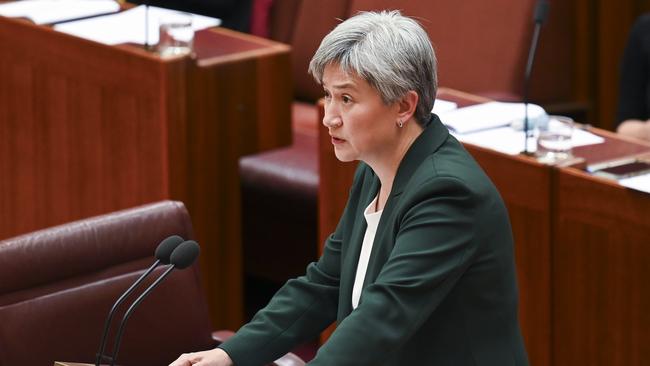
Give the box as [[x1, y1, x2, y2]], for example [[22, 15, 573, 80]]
[[535, 115, 574, 164], [157, 12, 193, 57]]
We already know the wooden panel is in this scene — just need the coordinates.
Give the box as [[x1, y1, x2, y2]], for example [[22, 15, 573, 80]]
[[0, 16, 291, 331], [184, 46, 291, 329], [0, 17, 170, 238], [553, 168, 650, 366]]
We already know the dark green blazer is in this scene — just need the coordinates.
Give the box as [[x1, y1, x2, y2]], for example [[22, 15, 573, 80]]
[[221, 115, 528, 365]]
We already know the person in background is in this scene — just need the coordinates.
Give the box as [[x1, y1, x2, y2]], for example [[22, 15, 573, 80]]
[[131, 0, 252, 32], [170, 10, 528, 366], [617, 13, 650, 141]]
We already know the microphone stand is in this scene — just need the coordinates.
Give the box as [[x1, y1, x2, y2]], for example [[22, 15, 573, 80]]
[[523, 23, 542, 155], [95, 260, 160, 366], [522, 0, 549, 155], [109, 265, 176, 366]]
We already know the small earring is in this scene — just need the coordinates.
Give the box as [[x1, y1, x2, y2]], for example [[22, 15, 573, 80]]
[[397, 119, 404, 128]]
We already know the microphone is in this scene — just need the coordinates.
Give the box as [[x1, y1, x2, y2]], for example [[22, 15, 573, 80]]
[[95, 235, 184, 366], [522, 0, 550, 155], [109, 240, 200, 366]]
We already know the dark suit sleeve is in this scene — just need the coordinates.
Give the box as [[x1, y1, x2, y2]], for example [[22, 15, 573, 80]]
[[218, 166, 366, 366], [617, 15, 650, 125], [308, 176, 479, 366]]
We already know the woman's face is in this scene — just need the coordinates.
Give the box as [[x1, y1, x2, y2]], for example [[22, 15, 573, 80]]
[[322, 63, 401, 164]]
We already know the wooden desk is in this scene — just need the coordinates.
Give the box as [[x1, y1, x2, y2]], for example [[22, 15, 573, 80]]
[[553, 143, 650, 365], [0, 16, 291, 329], [317, 88, 650, 365]]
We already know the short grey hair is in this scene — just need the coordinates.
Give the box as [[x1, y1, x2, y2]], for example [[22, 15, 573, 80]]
[[309, 10, 437, 126]]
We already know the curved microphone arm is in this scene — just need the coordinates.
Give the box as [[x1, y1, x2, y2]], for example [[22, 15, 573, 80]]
[[109, 264, 176, 366], [95, 259, 160, 366]]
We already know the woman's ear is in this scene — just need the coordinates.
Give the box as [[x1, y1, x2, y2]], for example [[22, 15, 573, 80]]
[[397, 91, 419, 123]]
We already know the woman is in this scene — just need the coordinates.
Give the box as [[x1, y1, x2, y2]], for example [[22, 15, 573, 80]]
[[171, 10, 528, 366]]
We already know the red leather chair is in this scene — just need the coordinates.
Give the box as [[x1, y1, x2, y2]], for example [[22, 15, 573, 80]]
[[0, 201, 304, 366]]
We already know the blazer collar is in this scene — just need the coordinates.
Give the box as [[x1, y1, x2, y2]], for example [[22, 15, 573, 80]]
[[390, 113, 448, 197]]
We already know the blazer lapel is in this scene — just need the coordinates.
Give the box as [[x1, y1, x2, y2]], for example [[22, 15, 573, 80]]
[[355, 114, 450, 303], [338, 114, 448, 316], [338, 171, 380, 319]]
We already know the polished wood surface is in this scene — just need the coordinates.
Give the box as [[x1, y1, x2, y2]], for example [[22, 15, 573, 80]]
[[0, 16, 291, 330], [553, 168, 650, 366]]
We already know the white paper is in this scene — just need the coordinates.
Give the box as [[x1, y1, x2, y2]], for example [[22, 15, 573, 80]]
[[432, 99, 458, 114], [451, 126, 605, 156], [439, 101, 547, 134], [54, 5, 221, 46], [619, 173, 650, 194], [0, 0, 120, 25]]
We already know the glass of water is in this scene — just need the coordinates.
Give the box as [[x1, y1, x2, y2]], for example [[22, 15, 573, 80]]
[[535, 115, 574, 164], [157, 12, 194, 57]]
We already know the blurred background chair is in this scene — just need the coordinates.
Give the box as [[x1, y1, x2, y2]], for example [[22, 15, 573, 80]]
[[0, 200, 304, 366]]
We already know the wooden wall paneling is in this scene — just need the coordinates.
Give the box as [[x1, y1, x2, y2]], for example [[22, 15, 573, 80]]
[[0, 17, 171, 240], [0, 18, 292, 331], [596, 0, 638, 130], [183, 30, 291, 330], [553, 168, 650, 366], [573, 0, 597, 124]]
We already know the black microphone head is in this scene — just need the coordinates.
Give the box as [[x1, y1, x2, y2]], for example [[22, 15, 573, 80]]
[[155, 235, 185, 264], [534, 0, 550, 24], [169, 240, 200, 269]]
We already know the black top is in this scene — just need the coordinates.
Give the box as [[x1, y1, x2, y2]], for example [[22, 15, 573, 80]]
[[617, 14, 650, 126], [130, 0, 252, 33]]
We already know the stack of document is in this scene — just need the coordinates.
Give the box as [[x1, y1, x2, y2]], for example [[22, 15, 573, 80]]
[[432, 99, 458, 115], [441, 101, 546, 134], [54, 5, 221, 46], [0, 0, 120, 25], [619, 174, 650, 194], [438, 101, 605, 155]]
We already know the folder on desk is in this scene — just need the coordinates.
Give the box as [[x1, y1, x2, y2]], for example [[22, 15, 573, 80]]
[[440, 101, 547, 134], [0, 0, 120, 25], [54, 5, 220, 46]]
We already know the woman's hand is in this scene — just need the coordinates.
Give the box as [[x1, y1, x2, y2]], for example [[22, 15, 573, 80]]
[[169, 348, 234, 366]]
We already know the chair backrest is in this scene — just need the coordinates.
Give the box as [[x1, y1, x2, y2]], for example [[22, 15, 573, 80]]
[[267, 0, 351, 103], [0, 201, 216, 366], [348, 0, 535, 100], [269, 0, 574, 104]]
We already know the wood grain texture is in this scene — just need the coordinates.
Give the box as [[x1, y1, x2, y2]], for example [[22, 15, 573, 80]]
[[0, 17, 291, 330], [553, 168, 650, 366]]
